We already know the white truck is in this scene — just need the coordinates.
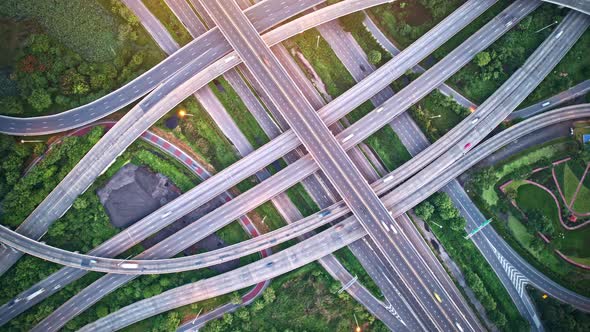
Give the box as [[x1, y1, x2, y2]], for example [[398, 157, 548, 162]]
[[25, 288, 45, 301]]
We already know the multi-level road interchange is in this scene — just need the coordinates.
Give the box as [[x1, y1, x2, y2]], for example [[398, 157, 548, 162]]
[[1, 0, 589, 331]]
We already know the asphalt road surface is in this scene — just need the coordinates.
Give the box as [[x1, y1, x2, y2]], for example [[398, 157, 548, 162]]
[[74, 106, 590, 332], [0, 0, 530, 326], [0, 0, 325, 136], [0, 0, 388, 277]]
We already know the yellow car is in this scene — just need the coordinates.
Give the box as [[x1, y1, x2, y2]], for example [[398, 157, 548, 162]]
[[434, 292, 443, 303]]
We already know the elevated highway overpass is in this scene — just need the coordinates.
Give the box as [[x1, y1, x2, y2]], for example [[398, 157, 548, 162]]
[[18, 8, 590, 330], [71, 104, 590, 332]]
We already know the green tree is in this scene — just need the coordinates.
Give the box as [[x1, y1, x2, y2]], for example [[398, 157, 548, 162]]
[[414, 201, 435, 220], [367, 50, 382, 65], [475, 51, 492, 67], [262, 287, 276, 304], [96, 305, 109, 318], [73, 197, 89, 210], [0, 97, 24, 115], [222, 313, 233, 326], [27, 88, 52, 111], [252, 299, 265, 312], [230, 291, 242, 305], [236, 308, 250, 321]]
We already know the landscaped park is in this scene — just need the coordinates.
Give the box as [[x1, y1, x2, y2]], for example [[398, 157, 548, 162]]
[[468, 136, 590, 296]]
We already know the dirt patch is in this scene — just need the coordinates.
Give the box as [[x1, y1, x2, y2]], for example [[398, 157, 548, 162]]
[[289, 48, 333, 102], [98, 164, 179, 228], [98, 163, 240, 273], [0, 18, 41, 68], [391, 1, 432, 27]]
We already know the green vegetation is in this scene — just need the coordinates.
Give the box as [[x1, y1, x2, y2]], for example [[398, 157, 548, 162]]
[[365, 126, 412, 171], [285, 182, 320, 218], [201, 264, 388, 332], [369, 0, 463, 48], [410, 90, 470, 141], [209, 77, 270, 149], [334, 248, 384, 299], [129, 147, 199, 192], [447, 3, 588, 105], [0, 0, 162, 116], [0, 0, 119, 62], [1, 127, 104, 228], [0, 135, 35, 201], [467, 139, 590, 296], [159, 99, 239, 170], [0, 126, 256, 331], [414, 192, 528, 331], [529, 287, 590, 332], [289, 29, 411, 172], [143, 0, 192, 46]]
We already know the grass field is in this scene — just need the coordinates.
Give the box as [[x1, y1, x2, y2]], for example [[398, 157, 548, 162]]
[[209, 77, 270, 149], [516, 184, 590, 258], [553, 159, 590, 212], [199, 263, 388, 332], [573, 182, 590, 213], [0, 0, 120, 62], [480, 140, 575, 206], [516, 184, 560, 226]]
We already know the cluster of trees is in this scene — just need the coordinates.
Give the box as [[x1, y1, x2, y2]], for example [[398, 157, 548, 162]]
[[0, 0, 161, 116], [1, 32, 154, 115], [0, 135, 35, 201], [203, 267, 387, 332], [415, 192, 465, 231], [530, 288, 590, 332], [410, 90, 469, 141], [203, 287, 279, 332], [1, 127, 103, 228], [450, 6, 568, 103], [367, 50, 383, 65], [370, 0, 462, 47], [414, 192, 527, 330]]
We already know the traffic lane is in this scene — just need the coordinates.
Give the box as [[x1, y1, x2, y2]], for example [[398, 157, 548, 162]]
[[20, 105, 588, 330], [0, 0, 324, 136], [11, 102, 576, 275], [203, 0, 397, 247], [364, 0, 548, 194], [202, 1, 458, 330], [474, 121, 572, 168], [319, 253, 413, 331], [8, 0, 490, 272], [163, 0, 208, 37], [1, 0, 388, 308], [74, 216, 367, 332], [507, 79, 590, 120], [1, 0, 520, 318], [16, 0, 516, 322]]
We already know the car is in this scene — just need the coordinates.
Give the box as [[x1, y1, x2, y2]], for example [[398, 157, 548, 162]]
[[266, 262, 274, 267], [463, 142, 472, 150], [542, 101, 551, 107], [335, 224, 344, 230], [470, 117, 480, 124], [319, 210, 331, 218], [359, 64, 366, 71], [433, 292, 443, 303]]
